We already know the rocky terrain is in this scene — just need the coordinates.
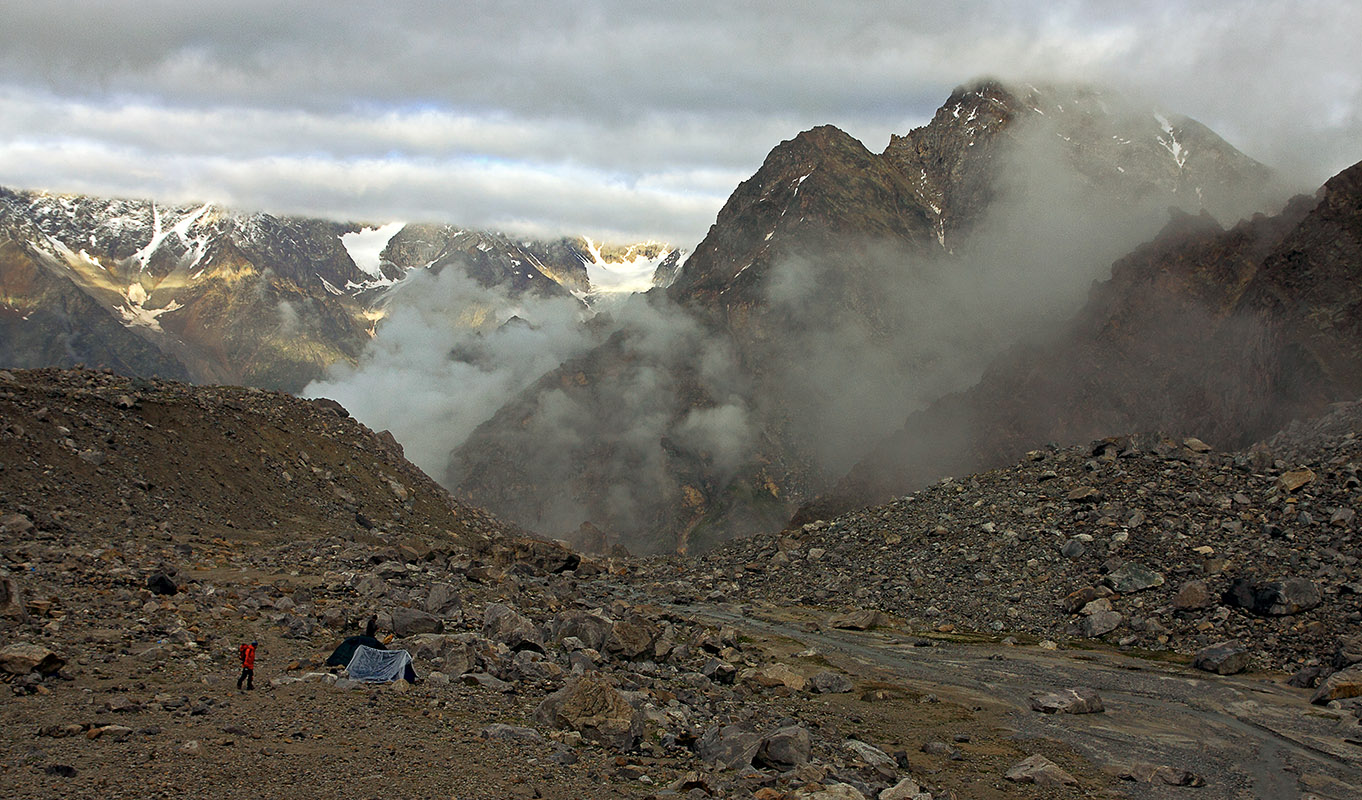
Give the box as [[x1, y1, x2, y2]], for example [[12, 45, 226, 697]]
[[5, 366, 1362, 798], [0, 367, 1118, 799]]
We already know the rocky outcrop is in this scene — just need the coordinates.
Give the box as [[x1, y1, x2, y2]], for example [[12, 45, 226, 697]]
[[814, 158, 1362, 521]]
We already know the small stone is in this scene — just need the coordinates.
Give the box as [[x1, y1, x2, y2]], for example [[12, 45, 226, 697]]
[[1103, 562, 1164, 593], [1277, 467, 1316, 492], [1173, 580, 1214, 610]]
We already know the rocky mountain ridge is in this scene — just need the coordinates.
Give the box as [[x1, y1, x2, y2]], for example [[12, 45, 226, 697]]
[[451, 80, 1284, 554], [0, 186, 681, 392]]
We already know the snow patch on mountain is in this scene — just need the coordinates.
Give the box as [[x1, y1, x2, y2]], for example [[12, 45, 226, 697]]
[[341, 222, 406, 279], [580, 237, 674, 294]]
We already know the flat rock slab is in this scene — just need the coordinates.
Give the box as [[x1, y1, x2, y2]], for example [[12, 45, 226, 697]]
[[1005, 754, 1078, 786], [1120, 763, 1206, 786], [1029, 687, 1105, 714]]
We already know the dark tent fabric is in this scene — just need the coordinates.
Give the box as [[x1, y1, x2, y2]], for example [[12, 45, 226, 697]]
[[325, 635, 385, 667]]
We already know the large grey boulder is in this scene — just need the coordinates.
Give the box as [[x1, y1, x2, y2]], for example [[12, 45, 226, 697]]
[[391, 607, 443, 637], [755, 725, 811, 770], [551, 610, 613, 651], [695, 723, 761, 769], [1193, 641, 1250, 675], [483, 603, 543, 652], [533, 674, 643, 751]]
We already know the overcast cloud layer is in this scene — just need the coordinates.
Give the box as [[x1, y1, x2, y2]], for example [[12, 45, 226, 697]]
[[1, 1, 1357, 245]]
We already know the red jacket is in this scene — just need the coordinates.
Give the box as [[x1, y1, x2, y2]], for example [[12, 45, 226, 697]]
[[239, 643, 256, 670]]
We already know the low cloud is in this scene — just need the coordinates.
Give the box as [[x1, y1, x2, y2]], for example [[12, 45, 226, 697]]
[[0, 3, 1356, 243]]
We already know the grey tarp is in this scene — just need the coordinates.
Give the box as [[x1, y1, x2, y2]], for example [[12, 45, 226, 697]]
[[345, 645, 417, 683]]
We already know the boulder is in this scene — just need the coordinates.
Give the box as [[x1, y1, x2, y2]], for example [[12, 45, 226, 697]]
[[1005, 754, 1078, 786], [792, 784, 867, 800], [844, 739, 896, 777], [533, 674, 643, 751], [1080, 610, 1122, 638], [423, 583, 461, 616], [1029, 687, 1104, 714], [810, 671, 854, 694], [551, 610, 613, 652], [391, 607, 443, 637], [0, 513, 34, 534], [1223, 578, 1322, 616], [748, 663, 808, 691], [482, 603, 543, 652], [1059, 586, 1098, 614], [1334, 634, 1362, 669], [695, 723, 761, 769], [1258, 578, 1322, 616], [479, 723, 542, 741], [0, 643, 64, 675], [1103, 562, 1164, 593], [1193, 641, 1250, 675], [1311, 665, 1362, 705], [755, 725, 812, 769], [604, 615, 657, 660], [1276, 467, 1315, 492], [145, 572, 179, 596], [878, 777, 923, 799]]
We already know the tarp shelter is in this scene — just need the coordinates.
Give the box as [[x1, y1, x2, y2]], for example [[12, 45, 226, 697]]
[[325, 635, 385, 668], [346, 645, 417, 683]]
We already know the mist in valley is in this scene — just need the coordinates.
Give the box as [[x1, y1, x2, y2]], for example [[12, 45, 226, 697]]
[[306, 107, 1289, 551]]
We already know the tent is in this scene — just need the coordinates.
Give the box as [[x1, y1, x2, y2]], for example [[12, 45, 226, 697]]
[[325, 635, 385, 668], [346, 645, 417, 683]]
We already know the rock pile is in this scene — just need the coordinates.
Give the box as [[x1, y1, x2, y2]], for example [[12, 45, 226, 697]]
[[651, 420, 1362, 682]]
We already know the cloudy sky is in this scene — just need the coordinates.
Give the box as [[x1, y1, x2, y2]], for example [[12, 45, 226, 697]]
[[1, 1, 1357, 246]]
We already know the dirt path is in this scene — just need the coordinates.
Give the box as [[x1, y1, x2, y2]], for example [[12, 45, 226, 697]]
[[689, 603, 1362, 800]]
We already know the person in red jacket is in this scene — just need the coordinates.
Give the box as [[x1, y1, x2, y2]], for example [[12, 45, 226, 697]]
[[237, 641, 256, 690]]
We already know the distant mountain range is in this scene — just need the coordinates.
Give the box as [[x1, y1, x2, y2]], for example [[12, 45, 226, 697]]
[[0, 188, 682, 392]]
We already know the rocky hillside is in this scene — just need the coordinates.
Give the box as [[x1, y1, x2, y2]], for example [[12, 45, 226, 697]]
[[665, 419, 1362, 675], [451, 80, 1281, 555], [5, 367, 1362, 799], [1, 365, 1151, 800], [0, 187, 679, 392], [811, 157, 1362, 522]]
